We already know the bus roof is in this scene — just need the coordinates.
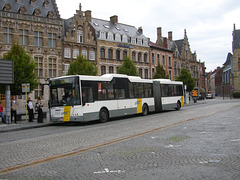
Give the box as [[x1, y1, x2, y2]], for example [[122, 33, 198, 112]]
[[50, 74, 182, 85]]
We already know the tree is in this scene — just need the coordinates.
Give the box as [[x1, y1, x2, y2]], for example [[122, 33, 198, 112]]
[[117, 57, 138, 76], [1, 43, 38, 95], [176, 67, 195, 92], [153, 62, 169, 79], [67, 55, 97, 76]]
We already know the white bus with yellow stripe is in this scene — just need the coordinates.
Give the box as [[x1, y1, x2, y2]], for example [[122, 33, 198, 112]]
[[49, 74, 184, 123]]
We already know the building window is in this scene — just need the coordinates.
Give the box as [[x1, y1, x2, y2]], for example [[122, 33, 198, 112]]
[[162, 55, 165, 65], [238, 58, 240, 71], [152, 53, 155, 64], [100, 31, 105, 39], [48, 33, 56, 48], [63, 64, 70, 75], [157, 54, 160, 64], [101, 66, 106, 75], [19, 29, 28, 45], [145, 69, 148, 79], [81, 50, 87, 58], [77, 29, 83, 43], [168, 57, 172, 67], [122, 35, 127, 43], [35, 85, 42, 99], [123, 50, 127, 59], [169, 70, 172, 80], [152, 68, 155, 77], [34, 56, 43, 77], [139, 69, 143, 78], [100, 48, 105, 59], [107, 32, 113, 41], [34, 31, 43, 46], [131, 37, 136, 44], [109, 66, 114, 73], [108, 49, 113, 59], [138, 52, 142, 62], [89, 51, 95, 60], [174, 62, 177, 76], [144, 53, 148, 63], [116, 49, 120, 60], [64, 48, 71, 58], [49, 57, 57, 77], [4, 27, 13, 44], [132, 51, 136, 61], [115, 33, 121, 42], [73, 49, 79, 59]]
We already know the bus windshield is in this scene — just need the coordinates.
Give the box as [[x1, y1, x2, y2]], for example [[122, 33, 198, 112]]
[[49, 76, 80, 107]]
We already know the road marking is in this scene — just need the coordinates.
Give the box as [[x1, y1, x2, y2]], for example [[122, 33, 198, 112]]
[[0, 110, 229, 175]]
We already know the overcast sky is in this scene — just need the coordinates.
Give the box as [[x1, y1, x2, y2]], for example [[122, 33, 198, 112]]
[[56, 0, 240, 72]]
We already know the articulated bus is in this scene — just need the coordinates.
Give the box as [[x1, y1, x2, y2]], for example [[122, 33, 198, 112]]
[[49, 74, 184, 123]]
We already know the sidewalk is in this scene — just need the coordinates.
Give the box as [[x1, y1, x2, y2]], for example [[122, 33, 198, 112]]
[[0, 118, 52, 133]]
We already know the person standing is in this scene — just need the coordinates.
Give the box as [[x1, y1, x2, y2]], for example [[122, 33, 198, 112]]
[[11, 96, 17, 124], [27, 97, 34, 122], [37, 96, 43, 123], [0, 102, 6, 124]]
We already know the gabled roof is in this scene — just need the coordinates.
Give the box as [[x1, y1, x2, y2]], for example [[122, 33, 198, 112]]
[[174, 39, 184, 54], [149, 41, 173, 52], [90, 17, 148, 40], [0, 0, 60, 19], [223, 52, 233, 66]]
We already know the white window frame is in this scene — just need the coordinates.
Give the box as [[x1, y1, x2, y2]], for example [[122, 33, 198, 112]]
[[73, 49, 79, 59], [77, 30, 83, 43], [81, 50, 87, 59], [64, 48, 71, 58], [89, 51, 95, 60], [122, 35, 128, 43], [115, 33, 121, 42]]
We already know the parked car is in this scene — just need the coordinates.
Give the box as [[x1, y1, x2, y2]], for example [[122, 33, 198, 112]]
[[206, 93, 213, 99]]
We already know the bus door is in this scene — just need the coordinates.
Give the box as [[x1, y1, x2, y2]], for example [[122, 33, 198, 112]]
[[153, 81, 162, 112]]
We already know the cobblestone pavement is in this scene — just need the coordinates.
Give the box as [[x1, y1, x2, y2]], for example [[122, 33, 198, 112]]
[[0, 98, 239, 179]]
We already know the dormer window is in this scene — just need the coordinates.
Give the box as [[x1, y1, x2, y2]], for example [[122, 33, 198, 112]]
[[33, 8, 41, 16], [122, 35, 127, 43], [3, 3, 12, 11], [100, 31, 106, 39], [123, 29, 129, 32], [19, 5, 27, 14], [115, 27, 120, 31], [30, 0, 36, 6], [47, 10, 54, 18], [103, 25, 110, 29], [115, 33, 121, 42], [44, 0, 49, 8], [93, 22, 99, 26], [107, 32, 113, 41]]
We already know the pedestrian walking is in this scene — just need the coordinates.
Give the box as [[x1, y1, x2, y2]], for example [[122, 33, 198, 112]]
[[0, 101, 6, 124], [11, 96, 17, 123], [37, 96, 43, 123], [27, 97, 34, 122]]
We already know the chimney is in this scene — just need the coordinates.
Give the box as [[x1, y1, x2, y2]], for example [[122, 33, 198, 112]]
[[138, 26, 143, 34], [156, 27, 162, 45], [168, 31, 172, 41], [110, 15, 118, 24], [163, 37, 168, 48], [85, 10, 92, 22]]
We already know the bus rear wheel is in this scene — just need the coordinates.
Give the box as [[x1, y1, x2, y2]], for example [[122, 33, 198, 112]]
[[99, 108, 109, 123], [142, 104, 149, 116]]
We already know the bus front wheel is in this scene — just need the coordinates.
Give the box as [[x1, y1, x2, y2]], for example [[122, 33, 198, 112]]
[[176, 101, 181, 110], [99, 108, 109, 123]]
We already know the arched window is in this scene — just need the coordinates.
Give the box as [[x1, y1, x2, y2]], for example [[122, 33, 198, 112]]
[[123, 50, 127, 59], [101, 66, 106, 75], [144, 53, 148, 63], [116, 49, 120, 60], [77, 26, 83, 43], [138, 52, 142, 62], [132, 51, 136, 61], [100, 48, 105, 59], [108, 49, 113, 59]]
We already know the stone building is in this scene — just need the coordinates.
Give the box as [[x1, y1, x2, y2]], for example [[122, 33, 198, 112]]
[[62, 4, 96, 75], [222, 52, 233, 97], [90, 15, 149, 78], [232, 24, 240, 93], [0, 0, 63, 100]]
